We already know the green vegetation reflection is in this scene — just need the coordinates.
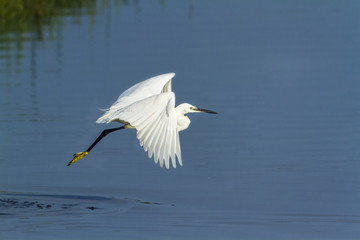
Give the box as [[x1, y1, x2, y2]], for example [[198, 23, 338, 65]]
[[0, 0, 141, 72]]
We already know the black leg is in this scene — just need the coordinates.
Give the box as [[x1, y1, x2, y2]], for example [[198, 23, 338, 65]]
[[86, 126, 125, 152], [67, 126, 125, 166]]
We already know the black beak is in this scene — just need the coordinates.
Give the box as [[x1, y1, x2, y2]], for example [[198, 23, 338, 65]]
[[195, 108, 218, 114]]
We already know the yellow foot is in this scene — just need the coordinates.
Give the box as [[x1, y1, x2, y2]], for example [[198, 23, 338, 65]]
[[67, 152, 88, 166]]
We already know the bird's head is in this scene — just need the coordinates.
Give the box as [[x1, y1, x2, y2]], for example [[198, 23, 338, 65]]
[[176, 103, 218, 115]]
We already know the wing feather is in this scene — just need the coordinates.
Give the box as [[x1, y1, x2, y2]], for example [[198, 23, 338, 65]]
[[160, 121, 170, 168], [176, 131, 182, 166], [151, 119, 166, 164], [109, 92, 181, 169], [95, 73, 183, 169], [137, 111, 162, 146], [169, 128, 176, 168], [163, 123, 170, 164], [96, 73, 175, 124], [147, 112, 167, 160]]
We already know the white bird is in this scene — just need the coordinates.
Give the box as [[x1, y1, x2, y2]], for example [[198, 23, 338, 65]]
[[67, 73, 217, 169]]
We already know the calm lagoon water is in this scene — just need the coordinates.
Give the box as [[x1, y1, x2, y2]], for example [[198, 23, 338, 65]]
[[1, 1, 360, 239]]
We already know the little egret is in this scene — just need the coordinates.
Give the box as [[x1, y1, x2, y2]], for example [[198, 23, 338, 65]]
[[67, 73, 217, 169]]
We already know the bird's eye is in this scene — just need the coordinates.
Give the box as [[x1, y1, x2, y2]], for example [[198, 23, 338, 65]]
[[190, 107, 194, 110]]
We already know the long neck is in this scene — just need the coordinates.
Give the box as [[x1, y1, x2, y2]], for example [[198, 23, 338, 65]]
[[175, 105, 191, 131]]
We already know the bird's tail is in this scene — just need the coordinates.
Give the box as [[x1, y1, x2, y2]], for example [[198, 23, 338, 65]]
[[96, 110, 113, 123]]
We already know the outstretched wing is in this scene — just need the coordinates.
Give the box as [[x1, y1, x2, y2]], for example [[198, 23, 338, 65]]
[[97, 73, 175, 123], [108, 92, 182, 169]]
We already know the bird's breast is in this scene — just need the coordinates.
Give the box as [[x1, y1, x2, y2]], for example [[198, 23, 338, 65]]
[[177, 115, 191, 132]]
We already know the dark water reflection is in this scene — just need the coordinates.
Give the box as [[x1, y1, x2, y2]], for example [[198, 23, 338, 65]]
[[1, 0, 360, 239]]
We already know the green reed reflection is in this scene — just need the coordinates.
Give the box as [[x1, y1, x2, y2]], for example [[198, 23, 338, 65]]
[[0, 0, 183, 74], [0, 0, 99, 72], [0, 0, 98, 35]]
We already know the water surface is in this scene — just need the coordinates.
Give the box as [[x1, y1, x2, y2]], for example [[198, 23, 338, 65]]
[[1, 1, 360, 239]]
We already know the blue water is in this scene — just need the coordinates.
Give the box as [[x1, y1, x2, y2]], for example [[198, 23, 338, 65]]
[[1, 1, 360, 239]]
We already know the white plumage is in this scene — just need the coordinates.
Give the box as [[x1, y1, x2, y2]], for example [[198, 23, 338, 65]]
[[97, 73, 180, 168], [68, 73, 217, 169], [97, 73, 175, 122]]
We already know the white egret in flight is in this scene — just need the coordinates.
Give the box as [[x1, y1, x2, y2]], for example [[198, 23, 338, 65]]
[[67, 73, 217, 169]]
